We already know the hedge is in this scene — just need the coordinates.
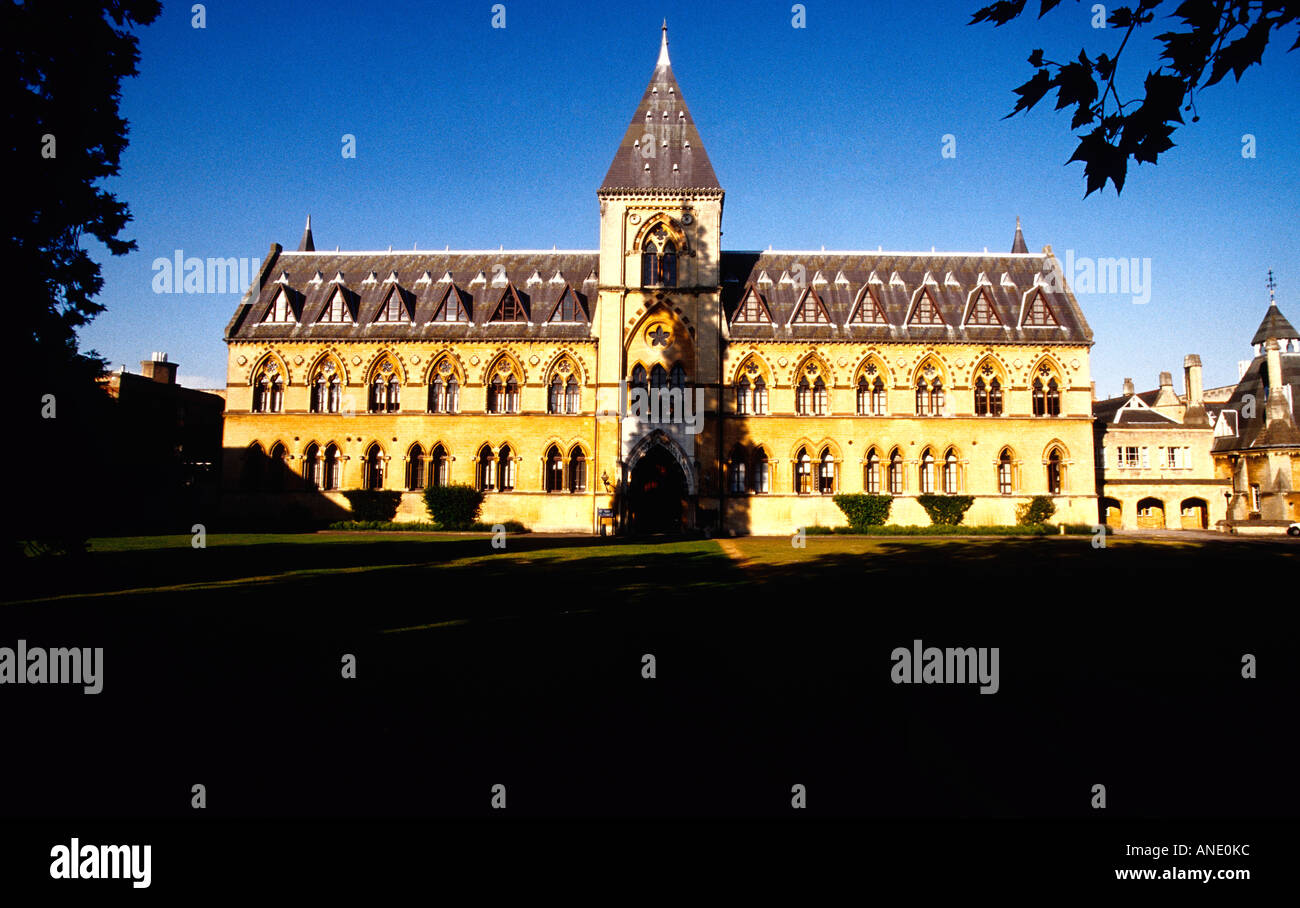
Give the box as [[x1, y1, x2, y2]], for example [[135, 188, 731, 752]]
[[341, 490, 403, 522], [916, 494, 975, 526], [422, 484, 486, 530], [832, 494, 893, 530], [1016, 495, 1057, 526]]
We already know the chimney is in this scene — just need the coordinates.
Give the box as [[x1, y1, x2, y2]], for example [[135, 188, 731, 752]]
[[1159, 371, 1172, 389], [1090, 381, 1096, 401], [1122, 377, 1135, 396], [1182, 354, 1208, 427], [139, 351, 177, 385]]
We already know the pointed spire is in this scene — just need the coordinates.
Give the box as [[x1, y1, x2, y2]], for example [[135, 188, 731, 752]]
[[1251, 270, 1299, 346], [298, 215, 314, 252], [599, 23, 720, 193], [1011, 216, 1028, 254]]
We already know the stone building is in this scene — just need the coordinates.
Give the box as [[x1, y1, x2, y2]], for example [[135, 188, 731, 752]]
[[1092, 358, 1228, 530], [220, 25, 1098, 534], [1211, 295, 1300, 531]]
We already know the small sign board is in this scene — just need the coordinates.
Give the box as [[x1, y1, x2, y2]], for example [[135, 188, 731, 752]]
[[598, 508, 613, 518]]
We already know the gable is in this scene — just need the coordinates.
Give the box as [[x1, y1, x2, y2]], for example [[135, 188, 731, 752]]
[[732, 286, 773, 325], [488, 285, 529, 323], [847, 287, 888, 325], [908, 288, 944, 326], [547, 285, 588, 323], [317, 286, 352, 323], [1022, 289, 1059, 327], [789, 289, 831, 325], [262, 287, 297, 324], [373, 286, 410, 323], [965, 287, 1001, 326], [431, 284, 470, 323]]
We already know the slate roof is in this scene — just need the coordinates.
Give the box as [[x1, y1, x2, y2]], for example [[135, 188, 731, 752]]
[[1250, 302, 1300, 346], [599, 25, 721, 194], [1211, 352, 1300, 451], [226, 250, 599, 342], [719, 252, 1092, 345]]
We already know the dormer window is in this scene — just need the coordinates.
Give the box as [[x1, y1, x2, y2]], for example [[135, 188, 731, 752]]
[[641, 224, 677, 288]]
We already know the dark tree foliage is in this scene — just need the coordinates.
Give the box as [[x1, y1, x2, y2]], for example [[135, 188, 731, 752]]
[[4, 1, 160, 557], [832, 494, 894, 531], [972, 0, 1300, 195]]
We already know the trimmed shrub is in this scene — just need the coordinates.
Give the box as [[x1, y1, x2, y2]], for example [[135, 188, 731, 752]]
[[916, 494, 975, 526], [1016, 495, 1057, 526], [422, 484, 485, 530], [341, 490, 403, 522], [832, 493, 893, 530]]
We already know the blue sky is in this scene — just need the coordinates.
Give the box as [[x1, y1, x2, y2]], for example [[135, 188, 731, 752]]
[[82, 0, 1300, 395]]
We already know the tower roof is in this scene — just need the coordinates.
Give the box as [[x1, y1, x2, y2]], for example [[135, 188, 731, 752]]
[[298, 214, 314, 252], [1250, 301, 1299, 346], [1011, 216, 1028, 254], [599, 23, 721, 194]]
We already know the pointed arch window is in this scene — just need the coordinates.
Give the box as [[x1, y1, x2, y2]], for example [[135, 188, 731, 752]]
[[429, 445, 449, 488], [568, 447, 586, 493], [871, 376, 886, 415], [323, 444, 341, 490], [753, 377, 768, 415], [865, 449, 881, 494], [310, 365, 341, 413], [631, 364, 648, 396], [752, 449, 770, 493], [363, 444, 384, 490], [943, 449, 959, 494], [795, 447, 812, 495], [406, 444, 426, 491], [998, 448, 1014, 495], [268, 443, 288, 491], [669, 363, 686, 420], [919, 448, 935, 494], [856, 378, 869, 415], [812, 377, 828, 415], [545, 445, 564, 492], [1047, 448, 1064, 495], [737, 377, 751, 415], [304, 443, 322, 489], [728, 447, 747, 493], [241, 443, 264, 490], [477, 446, 496, 491], [974, 377, 989, 416], [499, 445, 516, 492], [819, 448, 836, 494], [548, 375, 563, 413], [641, 224, 677, 288], [797, 377, 811, 415], [565, 376, 580, 413], [888, 449, 904, 495]]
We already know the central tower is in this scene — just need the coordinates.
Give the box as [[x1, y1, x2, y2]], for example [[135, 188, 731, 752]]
[[594, 23, 725, 530]]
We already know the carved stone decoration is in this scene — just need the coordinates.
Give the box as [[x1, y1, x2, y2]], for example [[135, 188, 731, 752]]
[[381, 361, 393, 375], [744, 360, 759, 376], [529, 355, 540, 365], [237, 355, 247, 366], [923, 363, 936, 378], [469, 355, 480, 366], [410, 354, 420, 364], [837, 357, 849, 367], [982, 364, 994, 377], [267, 362, 279, 375], [558, 360, 571, 374], [1071, 358, 1080, 369], [353, 356, 362, 365], [955, 359, 964, 369], [1013, 358, 1023, 369], [294, 355, 304, 365], [778, 357, 788, 367], [438, 360, 452, 375], [628, 213, 641, 225], [323, 362, 336, 375], [681, 213, 694, 225], [865, 363, 877, 376]]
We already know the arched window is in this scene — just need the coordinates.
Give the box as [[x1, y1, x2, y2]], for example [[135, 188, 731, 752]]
[[631, 364, 648, 394], [974, 377, 989, 416], [446, 377, 459, 413], [370, 376, 386, 413], [856, 378, 869, 415], [819, 448, 835, 494], [943, 448, 959, 494], [241, 443, 264, 490], [753, 377, 768, 415], [429, 377, 444, 413], [387, 378, 400, 412], [1046, 377, 1061, 416], [504, 376, 519, 413], [728, 447, 747, 493], [406, 444, 425, 491], [795, 447, 812, 494], [1032, 378, 1046, 416], [989, 378, 1003, 416], [364, 444, 384, 490], [565, 376, 579, 413], [915, 379, 929, 416], [919, 448, 935, 494], [797, 378, 811, 415], [871, 377, 886, 415], [323, 444, 341, 491], [499, 445, 516, 491], [641, 223, 677, 288], [269, 443, 288, 491], [752, 449, 770, 493], [865, 449, 881, 494], [737, 377, 750, 415], [888, 449, 904, 495], [998, 448, 1013, 495], [1047, 447, 1064, 495], [488, 376, 503, 413], [311, 373, 326, 413], [478, 446, 496, 491], [548, 376, 562, 414], [930, 380, 944, 415], [252, 376, 267, 413], [568, 447, 586, 493], [650, 364, 667, 390], [545, 445, 564, 492], [812, 377, 827, 416], [651, 365, 669, 421], [430, 445, 449, 488], [303, 443, 321, 489]]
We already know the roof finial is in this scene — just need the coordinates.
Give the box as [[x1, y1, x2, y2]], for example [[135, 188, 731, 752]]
[[657, 19, 670, 67], [1267, 268, 1277, 307], [298, 214, 314, 252]]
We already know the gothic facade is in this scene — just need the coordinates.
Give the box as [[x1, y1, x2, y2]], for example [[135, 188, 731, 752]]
[[221, 26, 1099, 534]]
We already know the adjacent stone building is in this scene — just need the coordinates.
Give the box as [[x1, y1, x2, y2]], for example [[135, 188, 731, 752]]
[[220, 25, 1098, 533]]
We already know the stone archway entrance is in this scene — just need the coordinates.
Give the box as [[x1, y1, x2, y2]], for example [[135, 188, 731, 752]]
[[627, 445, 689, 534]]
